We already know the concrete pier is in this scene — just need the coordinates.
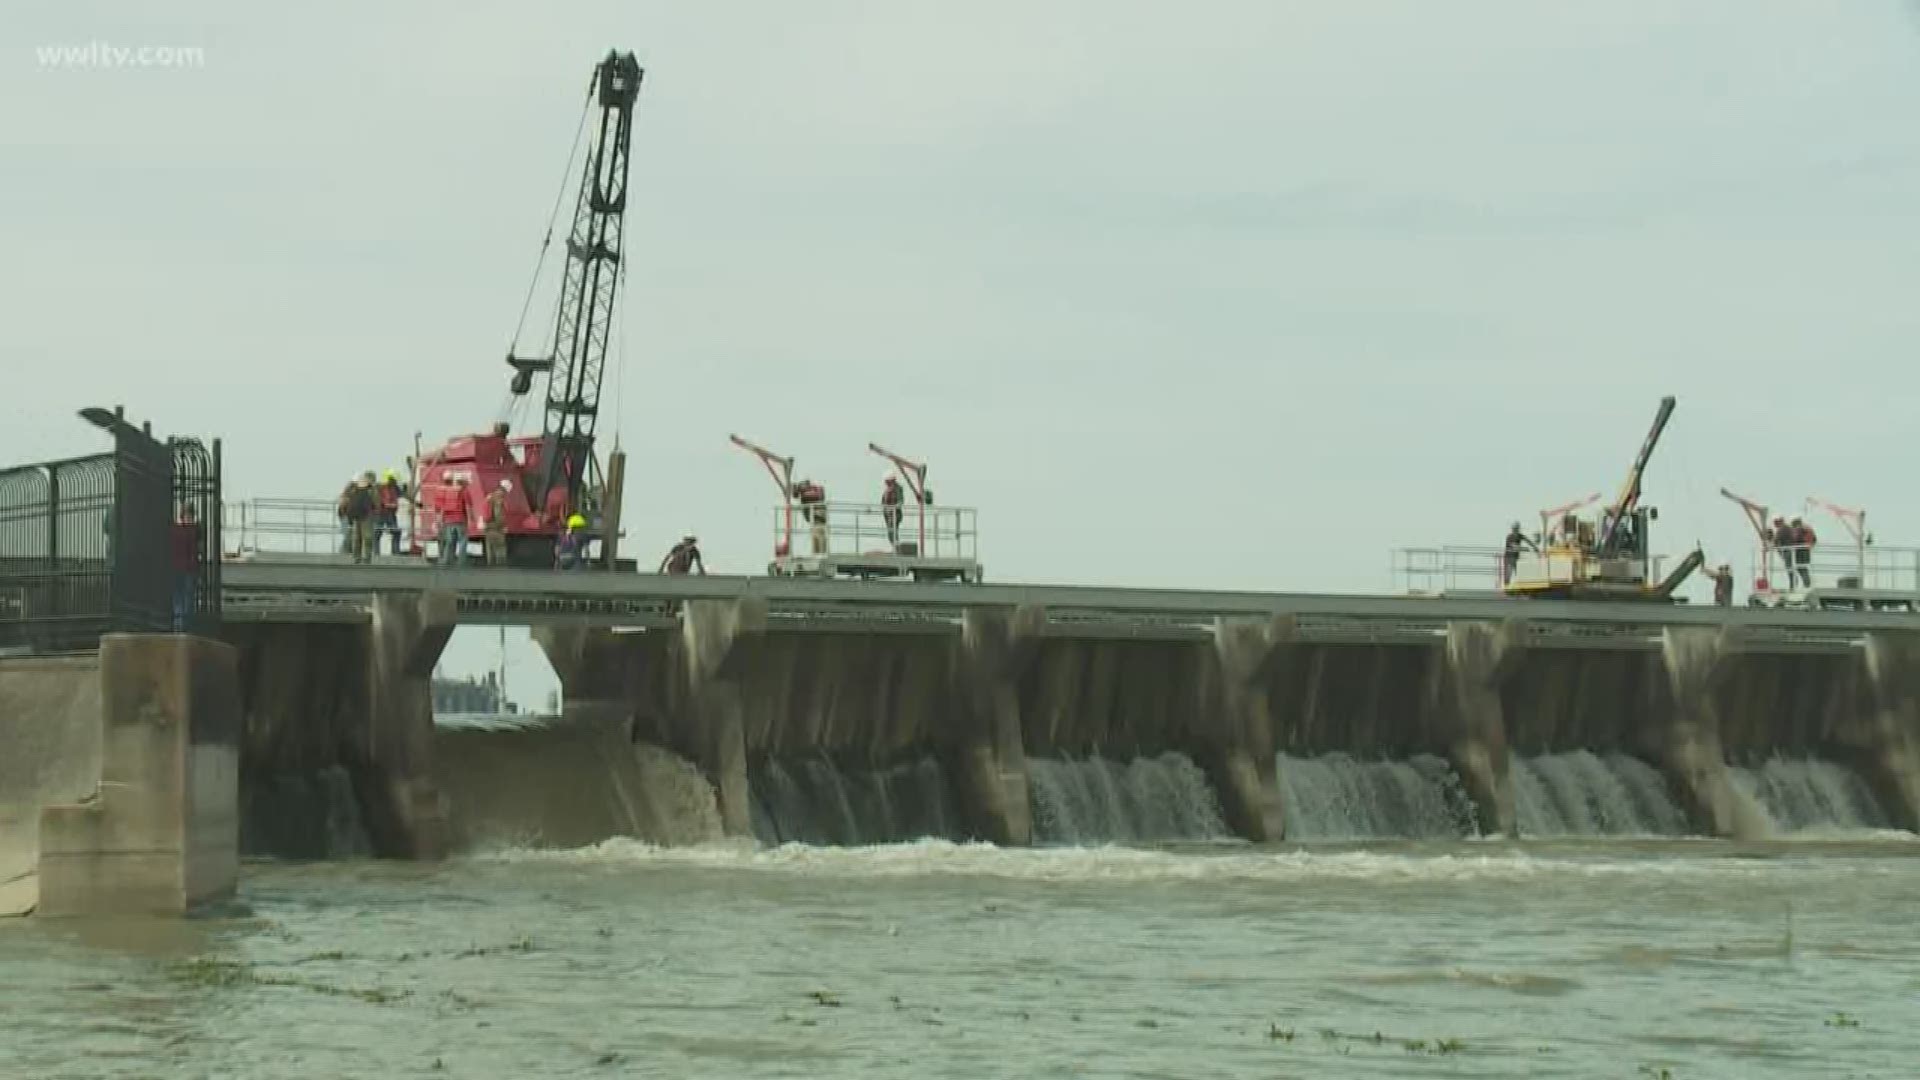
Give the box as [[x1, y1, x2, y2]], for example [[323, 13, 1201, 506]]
[[1657, 627, 1764, 838], [1859, 633, 1920, 831], [1202, 615, 1291, 842], [680, 598, 765, 837], [535, 625, 653, 732], [24, 636, 239, 916], [363, 591, 455, 858], [1, 654, 103, 915], [954, 606, 1043, 845], [1435, 620, 1525, 836]]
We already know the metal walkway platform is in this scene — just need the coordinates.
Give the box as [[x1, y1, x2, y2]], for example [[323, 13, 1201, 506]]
[[217, 560, 1920, 651]]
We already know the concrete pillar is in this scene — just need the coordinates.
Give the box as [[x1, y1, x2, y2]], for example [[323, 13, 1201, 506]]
[[953, 605, 1044, 845], [362, 590, 456, 858], [1657, 626, 1766, 838], [36, 634, 240, 916], [1859, 633, 1920, 832], [533, 626, 653, 732], [1203, 615, 1292, 842], [680, 597, 766, 838], [1435, 620, 1526, 837]]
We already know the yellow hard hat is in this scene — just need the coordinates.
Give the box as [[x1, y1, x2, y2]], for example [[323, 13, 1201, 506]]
[[566, 514, 587, 529], [383, 470, 396, 481]]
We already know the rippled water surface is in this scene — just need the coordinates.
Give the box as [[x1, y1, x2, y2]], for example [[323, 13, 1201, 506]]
[[4, 839, 1919, 1078]]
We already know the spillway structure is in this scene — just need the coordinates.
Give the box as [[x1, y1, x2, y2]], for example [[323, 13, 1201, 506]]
[[214, 563, 1920, 856]]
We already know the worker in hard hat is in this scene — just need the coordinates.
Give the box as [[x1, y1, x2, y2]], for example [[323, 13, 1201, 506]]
[[375, 469, 408, 556], [1501, 522, 1537, 586], [555, 512, 589, 570], [793, 478, 828, 554], [1702, 562, 1735, 607], [660, 534, 706, 576], [1790, 517, 1816, 588], [880, 474, 904, 549], [433, 475, 470, 567], [482, 480, 510, 567], [348, 472, 380, 564]]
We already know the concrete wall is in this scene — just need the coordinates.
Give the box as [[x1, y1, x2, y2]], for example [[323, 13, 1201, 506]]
[[223, 594, 1920, 855], [0, 654, 103, 915], [30, 635, 240, 917]]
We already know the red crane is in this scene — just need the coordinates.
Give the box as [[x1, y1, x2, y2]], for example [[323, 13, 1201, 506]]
[[409, 51, 643, 568]]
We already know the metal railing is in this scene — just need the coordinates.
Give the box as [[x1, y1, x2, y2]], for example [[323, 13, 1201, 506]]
[[224, 497, 377, 557], [1749, 544, 1920, 594], [1392, 546, 1502, 594], [1, 453, 116, 651], [1394, 544, 1676, 594], [771, 501, 979, 562]]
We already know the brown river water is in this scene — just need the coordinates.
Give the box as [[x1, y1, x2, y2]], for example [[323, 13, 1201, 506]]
[[2, 838, 1917, 1079]]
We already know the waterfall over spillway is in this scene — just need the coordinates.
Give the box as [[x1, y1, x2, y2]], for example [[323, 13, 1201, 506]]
[[1027, 753, 1229, 844], [1276, 753, 1476, 840], [1728, 758, 1894, 834], [750, 755, 965, 846], [1512, 752, 1689, 837]]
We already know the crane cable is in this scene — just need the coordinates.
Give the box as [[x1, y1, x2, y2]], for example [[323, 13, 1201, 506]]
[[497, 80, 595, 428], [611, 246, 630, 450]]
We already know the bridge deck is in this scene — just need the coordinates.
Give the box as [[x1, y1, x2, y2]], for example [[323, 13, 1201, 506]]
[[216, 561, 1920, 652]]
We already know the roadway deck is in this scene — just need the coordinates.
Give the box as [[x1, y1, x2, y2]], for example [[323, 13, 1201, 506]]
[[218, 559, 1920, 652]]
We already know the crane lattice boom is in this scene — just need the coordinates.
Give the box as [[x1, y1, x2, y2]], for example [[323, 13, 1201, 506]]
[[507, 50, 644, 510]]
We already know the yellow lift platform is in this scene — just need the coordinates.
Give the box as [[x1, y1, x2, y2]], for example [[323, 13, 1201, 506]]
[[1503, 395, 1704, 603]]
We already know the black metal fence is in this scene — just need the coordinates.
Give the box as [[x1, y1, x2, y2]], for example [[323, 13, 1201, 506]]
[[0, 409, 222, 654], [172, 437, 223, 636]]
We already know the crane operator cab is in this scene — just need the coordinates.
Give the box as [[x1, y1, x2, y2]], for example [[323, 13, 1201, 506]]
[[1503, 395, 1703, 603]]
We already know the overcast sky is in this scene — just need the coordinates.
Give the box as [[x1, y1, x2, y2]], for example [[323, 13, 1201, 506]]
[[8, 2, 1920, 693]]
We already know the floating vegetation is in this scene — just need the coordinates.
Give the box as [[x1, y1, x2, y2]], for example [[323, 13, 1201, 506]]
[[806, 989, 842, 1008], [454, 936, 535, 959], [1825, 1012, 1861, 1029], [1301, 1027, 1467, 1056], [165, 956, 408, 1005]]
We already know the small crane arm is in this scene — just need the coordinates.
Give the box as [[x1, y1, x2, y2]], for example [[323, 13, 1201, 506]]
[[1597, 396, 1675, 551]]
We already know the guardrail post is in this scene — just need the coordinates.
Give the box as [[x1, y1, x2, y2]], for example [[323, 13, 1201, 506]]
[[1203, 615, 1293, 841], [1655, 625, 1761, 838], [1433, 620, 1526, 836], [680, 597, 768, 837], [1858, 633, 1920, 832], [954, 605, 1044, 845], [362, 590, 456, 858]]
